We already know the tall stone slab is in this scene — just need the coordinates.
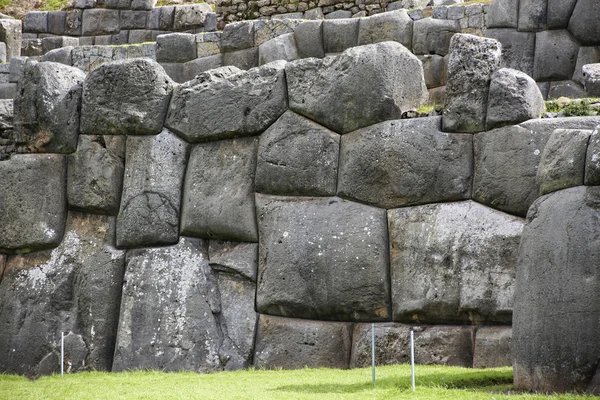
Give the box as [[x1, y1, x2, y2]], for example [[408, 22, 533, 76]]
[[0, 213, 125, 376], [568, 0, 600, 46], [0, 19, 22, 61], [388, 201, 523, 324], [116, 129, 188, 248], [256, 195, 390, 321], [514, 187, 600, 394]]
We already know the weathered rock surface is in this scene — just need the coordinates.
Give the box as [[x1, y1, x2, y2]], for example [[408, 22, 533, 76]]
[[67, 135, 125, 215], [222, 47, 258, 71], [533, 30, 579, 81], [585, 127, 600, 186], [357, 10, 412, 49], [256, 195, 390, 321], [258, 33, 298, 65], [443, 34, 502, 133], [166, 62, 287, 142], [473, 326, 512, 368], [582, 63, 600, 96], [536, 129, 591, 196], [253, 315, 352, 369], [486, 0, 518, 28], [573, 48, 600, 86], [350, 324, 475, 368], [113, 237, 257, 372], [514, 186, 600, 394], [286, 41, 427, 134], [547, 0, 577, 29], [156, 33, 197, 63], [221, 20, 254, 52], [209, 241, 257, 282], [80, 59, 174, 136], [412, 18, 460, 56], [568, 0, 600, 46], [486, 68, 544, 130], [116, 129, 188, 248], [294, 21, 324, 59], [485, 29, 535, 77], [518, 0, 547, 32], [338, 117, 472, 209], [323, 18, 359, 54], [0, 212, 125, 376], [14, 62, 85, 153], [254, 19, 302, 47], [389, 201, 523, 324], [0, 154, 66, 253], [255, 111, 340, 197], [180, 138, 258, 242]]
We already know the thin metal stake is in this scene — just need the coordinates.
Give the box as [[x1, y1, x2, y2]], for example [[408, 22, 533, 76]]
[[371, 323, 375, 383], [61, 332, 64, 377], [410, 330, 415, 392]]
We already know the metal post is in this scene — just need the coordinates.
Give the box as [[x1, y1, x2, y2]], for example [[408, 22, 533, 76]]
[[410, 330, 415, 392], [61, 332, 64, 377], [371, 323, 375, 383]]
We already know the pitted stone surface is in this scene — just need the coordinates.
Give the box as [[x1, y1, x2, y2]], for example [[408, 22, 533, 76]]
[[67, 135, 125, 215], [0, 154, 66, 253], [221, 20, 254, 52], [585, 127, 600, 186], [80, 58, 174, 136], [286, 41, 427, 134], [181, 137, 258, 242], [256, 195, 390, 321], [14, 62, 85, 154], [338, 117, 472, 209], [254, 315, 352, 370], [166, 62, 287, 142], [116, 129, 188, 248], [389, 201, 523, 324], [256, 111, 340, 197], [357, 10, 412, 50], [0, 212, 125, 376]]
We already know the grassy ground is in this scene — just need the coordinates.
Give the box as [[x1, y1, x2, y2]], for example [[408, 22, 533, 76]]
[[1, 365, 598, 400]]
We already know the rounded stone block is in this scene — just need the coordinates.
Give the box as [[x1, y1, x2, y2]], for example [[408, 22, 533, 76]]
[[568, 0, 600, 46], [357, 10, 413, 50], [533, 30, 579, 81]]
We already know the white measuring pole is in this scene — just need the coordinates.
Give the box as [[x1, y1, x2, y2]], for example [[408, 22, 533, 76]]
[[61, 331, 64, 377], [410, 330, 415, 392], [371, 323, 375, 383]]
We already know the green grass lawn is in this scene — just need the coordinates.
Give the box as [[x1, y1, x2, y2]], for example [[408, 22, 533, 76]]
[[1, 365, 598, 400]]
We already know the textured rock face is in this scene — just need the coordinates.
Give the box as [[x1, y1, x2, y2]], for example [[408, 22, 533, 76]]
[[256, 195, 390, 321], [486, 68, 544, 130], [412, 18, 460, 56], [568, 0, 600, 46], [485, 29, 535, 77], [582, 63, 600, 96], [80, 59, 174, 136], [258, 33, 298, 65], [518, 0, 547, 32], [0, 213, 125, 376], [286, 41, 427, 134], [323, 18, 359, 54], [294, 21, 324, 59], [514, 187, 600, 394], [473, 326, 512, 369], [254, 315, 352, 370], [486, 0, 518, 28], [209, 241, 257, 282], [67, 135, 125, 215], [166, 62, 287, 142], [255, 111, 340, 197], [388, 201, 523, 324], [14, 62, 85, 154], [113, 237, 257, 372], [351, 324, 475, 368], [338, 117, 472, 209], [585, 127, 600, 185], [533, 30, 579, 81], [0, 154, 66, 253], [181, 138, 258, 242], [116, 129, 188, 248], [357, 10, 412, 49], [443, 34, 502, 133]]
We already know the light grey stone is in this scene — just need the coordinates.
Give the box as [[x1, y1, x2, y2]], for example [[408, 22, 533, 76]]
[[119, 10, 149, 30], [41, 46, 74, 65], [574, 48, 600, 86], [0, 154, 66, 253], [256, 195, 390, 321], [81, 58, 174, 135], [518, 0, 547, 32], [47, 11, 66, 35], [583, 64, 600, 97], [209, 241, 258, 282], [116, 129, 188, 249], [222, 47, 259, 70], [156, 33, 197, 63], [65, 10, 82, 36], [254, 18, 303, 47], [533, 30, 579, 81], [486, 0, 517, 28], [21, 39, 43, 57], [148, 6, 174, 31], [323, 18, 358, 53], [23, 12, 48, 34], [358, 10, 412, 50], [221, 20, 254, 52], [259, 33, 299, 65], [418, 54, 446, 88], [128, 29, 152, 44], [484, 29, 535, 77], [547, 0, 577, 29], [159, 62, 184, 83], [286, 41, 427, 134], [180, 138, 258, 242], [41, 36, 79, 54], [166, 62, 287, 142], [585, 126, 600, 186], [131, 0, 156, 10], [568, 0, 600, 46], [304, 7, 325, 19], [389, 201, 523, 324], [547, 80, 587, 100], [294, 20, 324, 59], [256, 111, 340, 196], [412, 18, 459, 56], [0, 19, 22, 61], [73, 0, 96, 8], [196, 32, 221, 58], [173, 4, 213, 31], [0, 83, 16, 99], [443, 34, 502, 133], [8, 56, 27, 83], [473, 327, 512, 369], [81, 9, 120, 36], [326, 10, 352, 19], [183, 54, 223, 82]]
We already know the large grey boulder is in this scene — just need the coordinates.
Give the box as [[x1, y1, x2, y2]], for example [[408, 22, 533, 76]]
[[221, 20, 254, 52], [533, 30, 579, 81], [350, 324, 475, 368], [338, 117, 472, 209], [81, 9, 119, 36], [357, 10, 412, 50], [536, 129, 591, 196], [180, 138, 258, 242], [116, 129, 188, 248], [294, 21, 324, 59], [0, 213, 125, 376], [255, 111, 340, 197], [253, 315, 352, 369], [256, 195, 390, 321], [14, 62, 85, 154], [486, 68, 544, 130], [389, 201, 523, 324], [518, 0, 547, 31], [209, 241, 257, 282], [67, 135, 125, 215], [473, 326, 512, 369], [412, 18, 460, 56], [156, 33, 197, 63], [486, 0, 518, 28], [80, 59, 174, 136], [258, 33, 299, 65], [443, 34, 502, 133], [418, 55, 446, 88], [286, 41, 427, 134], [568, 0, 600, 46], [0, 154, 66, 254], [547, 0, 577, 29], [585, 127, 600, 185], [254, 19, 302, 47], [322, 18, 359, 54], [113, 237, 257, 372], [514, 186, 600, 394], [0, 19, 22, 61], [485, 29, 535, 78], [166, 62, 287, 142]]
